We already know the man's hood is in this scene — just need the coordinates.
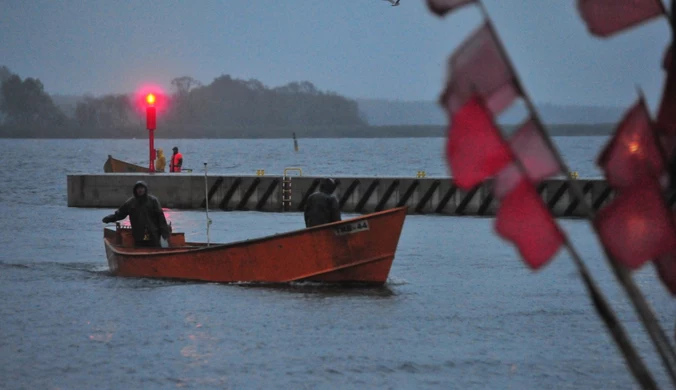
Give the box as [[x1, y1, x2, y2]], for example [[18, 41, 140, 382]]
[[319, 178, 336, 194], [133, 181, 148, 198]]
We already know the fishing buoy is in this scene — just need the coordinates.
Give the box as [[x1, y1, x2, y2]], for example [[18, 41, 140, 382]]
[[293, 132, 299, 152]]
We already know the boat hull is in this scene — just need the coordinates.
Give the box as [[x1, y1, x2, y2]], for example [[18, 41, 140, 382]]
[[104, 155, 149, 173], [104, 206, 407, 285]]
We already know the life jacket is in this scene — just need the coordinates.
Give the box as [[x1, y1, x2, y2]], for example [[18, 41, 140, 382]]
[[171, 152, 183, 172]]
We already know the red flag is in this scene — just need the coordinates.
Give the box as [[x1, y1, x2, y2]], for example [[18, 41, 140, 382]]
[[576, 0, 665, 37], [597, 99, 666, 189], [440, 23, 520, 116], [427, 0, 476, 16], [495, 179, 565, 269], [493, 119, 562, 199], [594, 176, 676, 270], [446, 96, 512, 190]]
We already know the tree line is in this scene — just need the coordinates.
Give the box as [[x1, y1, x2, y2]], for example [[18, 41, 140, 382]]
[[0, 66, 367, 138]]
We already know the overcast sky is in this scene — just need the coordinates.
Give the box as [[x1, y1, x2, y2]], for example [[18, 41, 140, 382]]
[[0, 0, 671, 109]]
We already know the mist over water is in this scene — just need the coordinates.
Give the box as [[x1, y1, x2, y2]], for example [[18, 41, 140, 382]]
[[0, 136, 674, 389]]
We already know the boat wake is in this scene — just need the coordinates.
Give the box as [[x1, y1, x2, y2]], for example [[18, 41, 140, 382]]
[[234, 281, 398, 297], [0, 260, 31, 269], [385, 276, 409, 286]]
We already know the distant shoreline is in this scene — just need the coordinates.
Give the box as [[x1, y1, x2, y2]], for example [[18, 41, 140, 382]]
[[0, 123, 615, 139]]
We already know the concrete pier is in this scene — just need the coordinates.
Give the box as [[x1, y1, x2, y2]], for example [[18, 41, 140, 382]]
[[67, 173, 618, 218]]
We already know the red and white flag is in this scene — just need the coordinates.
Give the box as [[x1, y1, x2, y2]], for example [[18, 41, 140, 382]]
[[440, 23, 520, 117], [493, 119, 562, 199], [597, 98, 666, 189], [427, 0, 476, 16], [594, 176, 676, 270], [446, 95, 512, 190], [577, 0, 666, 37], [495, 179, 565, 269]]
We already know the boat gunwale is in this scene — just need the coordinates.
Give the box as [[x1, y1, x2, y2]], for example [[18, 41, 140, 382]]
[[104, 206, 408, 258], [105, 155, 149, 171]]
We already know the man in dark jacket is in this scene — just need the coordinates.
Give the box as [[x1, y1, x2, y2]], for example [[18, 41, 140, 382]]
[[102, 181, 171, 247], [304, 178, 341, 228]]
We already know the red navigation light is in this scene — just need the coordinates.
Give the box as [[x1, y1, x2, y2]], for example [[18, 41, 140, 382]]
[[133, 84, 168, 114], [146, 93, 156, 105], [134, 84, 169, 132], [146, 106, 156, 130], [134, 84, 165, 172]]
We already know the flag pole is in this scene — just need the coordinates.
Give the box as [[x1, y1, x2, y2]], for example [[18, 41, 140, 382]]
[[475, 1, 674, 386], [563, 243, 659, 390], [472, 91, 659, 390]]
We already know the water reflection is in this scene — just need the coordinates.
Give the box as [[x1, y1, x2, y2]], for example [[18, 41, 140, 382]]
[[238, 281, 397, 298], [88, 321, 116, 344], [180, 313, 217, 367], [177, 312, 226, 388], [162, 208, 202, 234]]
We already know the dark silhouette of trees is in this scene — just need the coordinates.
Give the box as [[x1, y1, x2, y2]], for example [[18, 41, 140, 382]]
[[0, 66, 11, 123], [171, 76, 202, 96], [174, 74, 366, 128], [0, 72, 66, 127], [0, 66, 11, 85], [0, 67, 367, 138], [169, 76, 202, 125], [70, 74, 366, 134], [75, 94, 135, 128]]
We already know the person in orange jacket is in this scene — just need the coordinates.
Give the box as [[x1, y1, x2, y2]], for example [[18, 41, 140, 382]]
[[170, 146, 183, 173]]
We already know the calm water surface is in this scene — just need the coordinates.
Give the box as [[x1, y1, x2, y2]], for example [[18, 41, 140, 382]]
[[0, 137, 673, 389]]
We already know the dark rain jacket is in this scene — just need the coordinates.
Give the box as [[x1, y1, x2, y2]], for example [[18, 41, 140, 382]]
[[304, 179, 342, 228], [103, 181, 171, 245]]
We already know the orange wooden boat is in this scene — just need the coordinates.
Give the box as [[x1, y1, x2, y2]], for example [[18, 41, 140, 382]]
[[104, 206, 407, 286], [104, 155, 149, 173]]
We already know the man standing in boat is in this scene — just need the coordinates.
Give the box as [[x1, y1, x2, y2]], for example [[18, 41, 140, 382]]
[[170, 146, 183, 173], [101, 181, 171, 247], [304, 178, 342, 228]]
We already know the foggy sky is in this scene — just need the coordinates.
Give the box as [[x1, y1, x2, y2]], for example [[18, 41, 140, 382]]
[[0, 0, 671, 109]]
